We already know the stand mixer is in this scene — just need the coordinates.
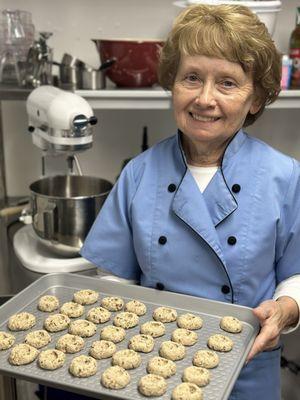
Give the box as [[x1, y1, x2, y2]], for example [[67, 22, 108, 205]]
[[13, 86, 112, 277]]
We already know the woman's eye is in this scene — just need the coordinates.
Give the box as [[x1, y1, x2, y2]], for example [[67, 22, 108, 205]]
[[185, 73, 199, 82], [222, 80, 236, 88]]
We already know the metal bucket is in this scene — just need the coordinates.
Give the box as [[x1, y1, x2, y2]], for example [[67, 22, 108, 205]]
[[30, 175, 112, 257]]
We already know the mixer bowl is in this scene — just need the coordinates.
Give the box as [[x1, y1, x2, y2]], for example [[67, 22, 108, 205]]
[[30, 175, 112, 257], [92, 38, 164, 87]]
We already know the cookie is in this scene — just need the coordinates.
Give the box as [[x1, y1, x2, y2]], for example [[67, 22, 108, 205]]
[[171, 328, 198, 346], [9, 343, 39, 365], [44, 314, 70, 332], [172, 382, 203, 400], [207, 334, 234, 352], [182, 366, 210, 387], [68, 319, 97, 338], [128, 334, 154, 353], [147, 356, 177, 378], [220, 316, 243, 333], [138, 374, 167, 397], [101, 365, 130, 389], [38, 295, 59, 312], [100, 325, 126, 343], [193, 349, 219, 369], [159, 340, 186, 361], [24, 330, 51, 349], [8, 312, 36, 331], [73, 289, 99, 305], [177, 313, 203, 330], [38, 349, 65, 370], [69, 355, 97, 377], [101, 296, 124, 312], [113, 312, 139, 329], [86, 306, 111, 324], [124, 300, 147, 316], [112, 349, 142, 369], [140, 321, 166, 338], [55, 334, 85, 354], [0, 331, 15, 350], [89, 340, 116, 359], [60, 302, 85, 318], [153, 306, 177, 323]]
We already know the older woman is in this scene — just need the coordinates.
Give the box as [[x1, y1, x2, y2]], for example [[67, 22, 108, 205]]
[[82, 4, 300, 399]]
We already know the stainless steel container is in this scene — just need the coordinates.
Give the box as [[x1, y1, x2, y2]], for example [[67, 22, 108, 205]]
[[30, 175, 112, 256]]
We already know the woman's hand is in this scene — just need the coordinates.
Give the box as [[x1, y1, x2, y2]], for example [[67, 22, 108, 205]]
[[246, 296, 299, 363]]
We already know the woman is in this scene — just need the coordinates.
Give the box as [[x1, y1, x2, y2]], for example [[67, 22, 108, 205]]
[[81, 4, 300, 399]]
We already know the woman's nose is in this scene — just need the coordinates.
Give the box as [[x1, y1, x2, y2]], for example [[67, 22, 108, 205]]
[[194, 83, 217, 107]]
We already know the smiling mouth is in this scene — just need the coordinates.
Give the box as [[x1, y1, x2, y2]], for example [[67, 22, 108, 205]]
[[190, 112, 220, 122]]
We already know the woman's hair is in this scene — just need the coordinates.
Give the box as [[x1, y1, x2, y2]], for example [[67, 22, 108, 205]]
[[158, 4, 282, 126]]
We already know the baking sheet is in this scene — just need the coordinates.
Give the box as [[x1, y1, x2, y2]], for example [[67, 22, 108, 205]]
[[0, 273, 259, 400]]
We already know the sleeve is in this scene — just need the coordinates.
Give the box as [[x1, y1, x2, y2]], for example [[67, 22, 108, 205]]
[[276, 159, 300, 283], [80, 160, 141, 281], [273, 275, 300, 333]]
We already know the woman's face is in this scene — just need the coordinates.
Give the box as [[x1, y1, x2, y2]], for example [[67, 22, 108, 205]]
[[172, 55, 261, 149]]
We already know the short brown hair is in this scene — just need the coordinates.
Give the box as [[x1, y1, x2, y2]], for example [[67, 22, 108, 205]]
[[158, 4, 282, 126]]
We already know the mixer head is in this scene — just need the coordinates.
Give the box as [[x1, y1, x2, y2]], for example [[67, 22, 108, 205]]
[[26, 85, 97, 154]]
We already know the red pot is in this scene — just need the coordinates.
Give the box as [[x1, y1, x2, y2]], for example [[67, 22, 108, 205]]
[[92, 39, 164, 88]]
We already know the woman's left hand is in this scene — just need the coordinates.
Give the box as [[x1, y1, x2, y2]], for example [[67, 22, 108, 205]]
[[246, 296, 299, 363]]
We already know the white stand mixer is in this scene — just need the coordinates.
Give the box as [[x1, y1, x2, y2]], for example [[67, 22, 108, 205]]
[[13, 86, 107, 276]]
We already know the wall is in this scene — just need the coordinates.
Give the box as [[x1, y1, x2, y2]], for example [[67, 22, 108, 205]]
[[1, 0, 300, 196]]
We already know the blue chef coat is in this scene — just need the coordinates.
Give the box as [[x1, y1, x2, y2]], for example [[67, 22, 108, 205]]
[[81, 129, 300, 399]]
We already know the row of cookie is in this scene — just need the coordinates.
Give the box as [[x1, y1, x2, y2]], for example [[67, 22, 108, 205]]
[[38, 293, 146, 314]]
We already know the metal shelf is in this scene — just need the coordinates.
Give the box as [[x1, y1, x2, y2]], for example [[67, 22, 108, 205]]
[[1, 84, 300, 109]]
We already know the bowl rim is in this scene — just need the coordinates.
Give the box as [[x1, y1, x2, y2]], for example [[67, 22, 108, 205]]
[[92, 38, 165, 44]]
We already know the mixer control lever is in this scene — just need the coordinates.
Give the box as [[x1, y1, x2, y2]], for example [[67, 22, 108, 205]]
[[89, 116, 98, 125]]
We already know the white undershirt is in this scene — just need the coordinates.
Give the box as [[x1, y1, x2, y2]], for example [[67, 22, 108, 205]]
[[96, 164, 300, 333]]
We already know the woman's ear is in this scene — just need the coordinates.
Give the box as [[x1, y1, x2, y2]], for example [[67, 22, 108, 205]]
[[249, 90, 263, 115]]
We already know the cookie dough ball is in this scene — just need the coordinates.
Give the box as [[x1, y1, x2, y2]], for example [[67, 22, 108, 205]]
[[138, 374, 167, 397], [100, 325, 126, 343], [38, 295, 59, 312], [24, 330, 51, 349], [182, 366, 210, 387], [56, 334, 84, 354], [0, 332, 15, 350], [124, 300, 147, 316], [69, 355, 97, 377], [86, 307, 111, 324], [112, 349, 142, 369], [8, 312, 36, 331], [171, 328, 198, 346], [220, 316, 243, 333], [38, 349, 65, 370], [101, 366, 130, 390], [68, 319, 97, 338], [89, 340, 116, 359], [44, 314, 70, 332], [9, 343, 39, 365], [177, 313, 203, 330], [159, 340, 186, 361], [193, 349, 219, 369], [60, 302, 85, 318], [101, 296, 124, 312], [207, 334, 234, 352], [147, 356, 176, 378], [153, 306, 177, 323], [73, 289, 99, 305], [113, 312, 139, 329], [172, 382, 203, 400], [140, 321, 166, 338], [128, 334, 154, 353]]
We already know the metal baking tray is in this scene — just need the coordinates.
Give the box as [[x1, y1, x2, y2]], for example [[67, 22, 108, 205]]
[[0, 273, 259, 400]]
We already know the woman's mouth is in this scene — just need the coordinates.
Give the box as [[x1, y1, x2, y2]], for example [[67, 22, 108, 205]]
[[190, 112, 219, 122]]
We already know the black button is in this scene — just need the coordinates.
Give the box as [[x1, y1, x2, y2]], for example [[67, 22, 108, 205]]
[[221, 285, 230, 294], [232, 184, 241, 193], [168, 183, 177, 193], [227, 236, 237, 245], [156, 282, 165, 290], [158, 236, 167, 245]]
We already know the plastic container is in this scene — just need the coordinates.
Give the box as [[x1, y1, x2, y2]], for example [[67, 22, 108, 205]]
[[281, 55, 292, 90], [289, 7, 300, 89]]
